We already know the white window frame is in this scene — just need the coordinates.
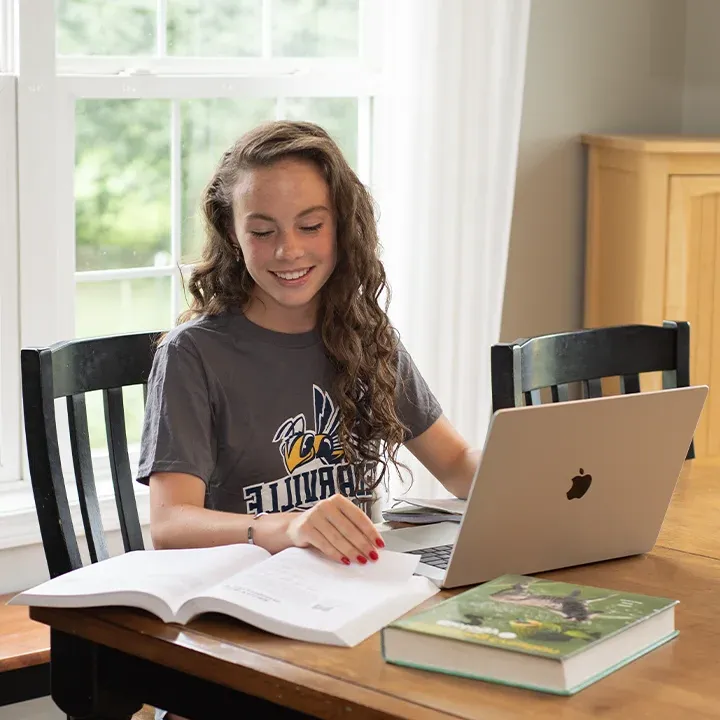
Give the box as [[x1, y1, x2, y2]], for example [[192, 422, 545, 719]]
[[1, 0, 386, 547], [0, 0, 20, 489], [0, 74, 20, 486]]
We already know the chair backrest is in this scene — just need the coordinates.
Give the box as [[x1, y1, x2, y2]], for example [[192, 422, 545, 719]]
[[21, 331, 161, 578], [490, 320, 694, 458]]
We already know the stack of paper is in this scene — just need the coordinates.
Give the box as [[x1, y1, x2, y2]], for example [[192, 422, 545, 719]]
[[382, 496, 466, 525]]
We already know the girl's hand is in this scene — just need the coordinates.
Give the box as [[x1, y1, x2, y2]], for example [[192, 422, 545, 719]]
[[285, 494, 385, 565]]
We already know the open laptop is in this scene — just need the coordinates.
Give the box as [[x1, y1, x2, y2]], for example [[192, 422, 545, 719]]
[[380, 385, 707, 588]]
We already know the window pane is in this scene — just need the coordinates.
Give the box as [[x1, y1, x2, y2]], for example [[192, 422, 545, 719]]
[[84, 385, 146, 450], [167, 0, 262, 57], [57, 0, 156, 55], [75, 277, 172, 339], [177, 267, 194, 316], [285, 98, 358, 169], [273, 0, 358, 57], [76, 100, 171, 271], [75, 277, 170, 451], [180, 98, 275, 261]]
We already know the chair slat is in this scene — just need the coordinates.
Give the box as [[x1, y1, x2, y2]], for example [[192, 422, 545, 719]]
[[524, 389, 543, 406], [67, 394, 109, 564], [621, 374, 641, 394], [665, 320, 695, 458], [21, 349, 83, 578], [104, 387, 144, 553], [551, 383, 569, 402], [583, 378, 603, 399]]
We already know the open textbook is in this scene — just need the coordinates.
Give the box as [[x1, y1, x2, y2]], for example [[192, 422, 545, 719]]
[[9, 544, 439, 647]]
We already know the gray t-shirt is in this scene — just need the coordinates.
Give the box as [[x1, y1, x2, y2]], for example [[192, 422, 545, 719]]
[[136, 309, 442, 515]]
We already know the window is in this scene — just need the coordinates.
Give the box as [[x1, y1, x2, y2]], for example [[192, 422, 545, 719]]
[[2, 0, 383, 506]]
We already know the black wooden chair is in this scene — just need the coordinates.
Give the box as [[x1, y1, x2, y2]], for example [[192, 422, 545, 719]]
[[21, 331, 160, 579], [20, 331, 312, 719], [490, 320, 695, 459]]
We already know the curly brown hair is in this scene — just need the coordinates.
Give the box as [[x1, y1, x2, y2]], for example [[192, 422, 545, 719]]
[[178, 120, 408, 494]]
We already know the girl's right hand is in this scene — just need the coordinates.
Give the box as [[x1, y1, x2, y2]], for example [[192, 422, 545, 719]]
[[285, 494, 385, 565]]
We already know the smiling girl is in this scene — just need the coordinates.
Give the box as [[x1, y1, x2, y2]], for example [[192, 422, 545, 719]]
[[137, 120, 479, 571]]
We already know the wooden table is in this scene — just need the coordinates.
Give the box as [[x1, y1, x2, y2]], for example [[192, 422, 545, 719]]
[[0, 593, 50, 706], [656, 458, 720, 559], [31, 460, 720, 720]]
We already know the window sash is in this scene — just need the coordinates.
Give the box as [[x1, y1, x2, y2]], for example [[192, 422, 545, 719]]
[[54, 0, 382, 72]]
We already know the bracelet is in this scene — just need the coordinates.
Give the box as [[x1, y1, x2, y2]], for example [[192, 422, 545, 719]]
[[247, 512, 267, 545]]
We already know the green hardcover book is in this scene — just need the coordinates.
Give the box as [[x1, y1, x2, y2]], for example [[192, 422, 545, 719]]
[[381, 574, 678, 695]]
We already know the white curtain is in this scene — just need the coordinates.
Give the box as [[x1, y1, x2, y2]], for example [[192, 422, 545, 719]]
[[374, 0, 531, 502]]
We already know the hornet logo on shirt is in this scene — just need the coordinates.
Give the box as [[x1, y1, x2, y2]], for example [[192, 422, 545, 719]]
[[272, 384, 345, 474], [243, 385, 372, 515]]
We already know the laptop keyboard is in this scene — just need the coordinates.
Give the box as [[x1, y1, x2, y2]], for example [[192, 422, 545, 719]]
[[406, 544, 453, 569]]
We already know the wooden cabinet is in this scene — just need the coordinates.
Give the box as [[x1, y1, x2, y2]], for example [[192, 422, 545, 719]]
[[582, 134, 720, 458]]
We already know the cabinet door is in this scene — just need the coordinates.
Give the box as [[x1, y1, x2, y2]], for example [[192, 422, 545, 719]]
[[666, 175, 720, 457]]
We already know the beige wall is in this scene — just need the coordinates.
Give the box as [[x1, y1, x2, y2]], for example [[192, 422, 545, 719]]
[[682, 0, 720, 133], [500, 0, 687, 342]]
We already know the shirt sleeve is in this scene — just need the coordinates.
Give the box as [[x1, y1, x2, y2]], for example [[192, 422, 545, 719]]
[[395, 341, 443, 441], [136, 338, 215, 486]]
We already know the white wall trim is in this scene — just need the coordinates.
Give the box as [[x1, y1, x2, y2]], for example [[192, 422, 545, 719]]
[[0, 444, 147, 549], [0, 480, 150, 551]]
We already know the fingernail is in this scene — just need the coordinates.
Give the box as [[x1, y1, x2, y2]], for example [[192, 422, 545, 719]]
[[376, 538, 385, 548], [369, 550, 379, 561], [357, 555, 367, 564], [341, 557, 351, 565]]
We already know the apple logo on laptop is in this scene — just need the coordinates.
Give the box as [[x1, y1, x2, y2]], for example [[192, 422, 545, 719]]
[[567, 468, 592, 499]]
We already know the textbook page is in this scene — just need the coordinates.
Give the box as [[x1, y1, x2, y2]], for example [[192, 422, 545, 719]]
[[9, 544, 270, 621], [176, 547, 440, 645]]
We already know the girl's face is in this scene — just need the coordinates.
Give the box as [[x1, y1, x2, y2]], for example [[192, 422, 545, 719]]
[[232, 158, 337, 332]]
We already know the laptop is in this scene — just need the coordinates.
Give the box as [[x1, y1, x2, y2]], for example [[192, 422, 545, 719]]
[[380, 385, 708, 588]]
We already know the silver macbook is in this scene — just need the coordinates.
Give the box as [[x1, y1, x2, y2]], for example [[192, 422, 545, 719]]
[[381, 386, 707, 588]]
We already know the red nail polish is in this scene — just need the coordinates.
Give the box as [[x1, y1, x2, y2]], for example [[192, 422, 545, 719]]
[[341, 556, 351, 565], [369, 550, 379, 561], [357, 555, 367, 564], [376, 538, 385, 548]]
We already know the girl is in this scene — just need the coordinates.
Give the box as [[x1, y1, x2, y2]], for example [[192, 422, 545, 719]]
[[137, 120, 479, 572]]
